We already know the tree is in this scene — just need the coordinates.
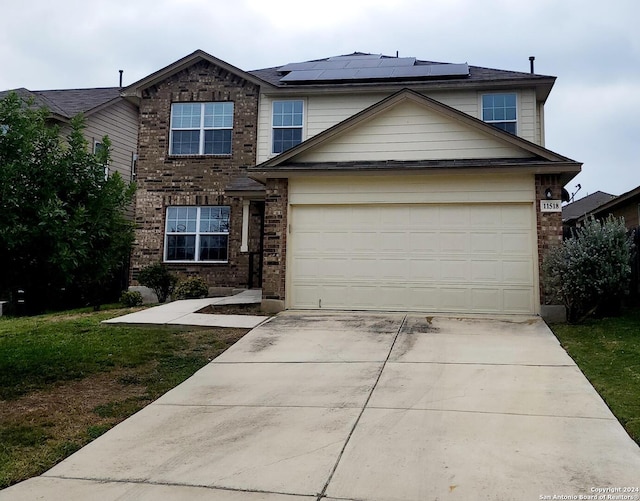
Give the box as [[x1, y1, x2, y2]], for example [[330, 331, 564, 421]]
[[0, 92, 136, 312], [543, 216, 633, 323]]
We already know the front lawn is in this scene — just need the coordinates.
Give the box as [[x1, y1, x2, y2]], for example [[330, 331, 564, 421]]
[[0, 307, 248, 488], [551, 308, 640, 445]]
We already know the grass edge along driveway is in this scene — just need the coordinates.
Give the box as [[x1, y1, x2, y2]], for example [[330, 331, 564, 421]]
[[551, 308, 640, 446], [0, 306, 248, 489]]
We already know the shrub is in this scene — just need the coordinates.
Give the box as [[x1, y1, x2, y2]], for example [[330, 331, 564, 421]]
[[544, 216, 633, 323], [137, 263, 178, 304], [119, 290, 143, 307], [174, 276, 209, 300]]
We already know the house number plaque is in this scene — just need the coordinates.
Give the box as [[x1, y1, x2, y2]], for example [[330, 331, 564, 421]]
[[540, 200, 562, 212]]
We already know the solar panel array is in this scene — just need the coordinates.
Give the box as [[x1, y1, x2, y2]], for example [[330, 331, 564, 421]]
[[278, 55, 469, 83]]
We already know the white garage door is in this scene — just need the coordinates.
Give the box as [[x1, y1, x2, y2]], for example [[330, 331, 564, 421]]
[[289, 203, 536, 314]]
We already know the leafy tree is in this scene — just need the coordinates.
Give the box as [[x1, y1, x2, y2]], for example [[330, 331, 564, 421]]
[[0, 92, 136, 312], [544, 216, 633, 323]]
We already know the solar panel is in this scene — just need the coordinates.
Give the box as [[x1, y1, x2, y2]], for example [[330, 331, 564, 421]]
[[278, 55, 469, 83]]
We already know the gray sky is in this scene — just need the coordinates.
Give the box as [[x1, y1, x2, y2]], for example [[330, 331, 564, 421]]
[[1, 0, 638, 199]]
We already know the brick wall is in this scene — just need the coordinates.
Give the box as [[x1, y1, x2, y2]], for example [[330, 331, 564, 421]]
[[130, 60, 261, 289], [261, 179, 288, 300], [535, 174, 564, 303]]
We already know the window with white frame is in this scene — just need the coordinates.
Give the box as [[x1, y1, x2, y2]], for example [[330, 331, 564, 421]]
[[164, 206, 230, 262], [482, 93, 517, 134], [272, 100, 303, 154], [170, 102, 234, 155], [93, 141, 109, 179]]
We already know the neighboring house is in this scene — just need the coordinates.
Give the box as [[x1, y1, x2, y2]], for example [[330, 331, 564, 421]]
[[0, 87, 139, 182], [125, 50, 581, 316], [562, 191, 616, 235], [589, 185, 640, 230]]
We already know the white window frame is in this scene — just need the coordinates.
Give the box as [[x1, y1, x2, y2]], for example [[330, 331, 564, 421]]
[[271, 100, 304, 154], [481, 93, 517, 134], [164, 206, 230, 263], [169, 102, 234, 156], [93, 140, 109, 179]]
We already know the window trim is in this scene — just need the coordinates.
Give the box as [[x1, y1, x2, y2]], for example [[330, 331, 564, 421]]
[[481, 92, 518, 135], [93, 140, 109, 179], [163, 206, 230, 263], [271, 99, 304, 154], [169, 102, 234, 156]]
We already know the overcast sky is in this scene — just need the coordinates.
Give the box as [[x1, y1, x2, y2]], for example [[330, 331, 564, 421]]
[[1, 0, 638, 199]]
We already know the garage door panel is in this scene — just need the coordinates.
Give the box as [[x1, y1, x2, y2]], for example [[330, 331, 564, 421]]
[[408, 259, 439, 279], [501, 205, 532, 226], [409, 232, 440, 253], [439, 232, 469, 253], [502, 260, 533, 284], [470, 232, 501, 253], [440, 260, 470, 281], [470, 288, 502, 311], [471, 260, 500, 281], [503, 289, 534, 313], [379, 232, 407, 252], [290, 203, 535, 314], [503, 233, 532, 254]]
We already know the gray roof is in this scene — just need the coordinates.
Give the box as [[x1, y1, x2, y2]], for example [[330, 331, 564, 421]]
[[225, 176, 265, 193], [0, 87, 122, 119], [249, 52, 554, 89], [562, 191, 616, 222]]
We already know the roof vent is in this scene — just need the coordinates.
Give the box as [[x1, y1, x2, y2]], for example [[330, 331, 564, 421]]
[[529, 56, 535, 74]]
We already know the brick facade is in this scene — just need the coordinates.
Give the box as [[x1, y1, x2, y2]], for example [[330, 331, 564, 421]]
[[130, 60, 262, 289], [535, 174, 564, 303], [261, 179, 288, 302]]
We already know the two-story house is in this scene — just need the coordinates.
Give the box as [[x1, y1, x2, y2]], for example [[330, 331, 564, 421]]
[[0, 86, 139, 183], [124, 50, 581, 317]]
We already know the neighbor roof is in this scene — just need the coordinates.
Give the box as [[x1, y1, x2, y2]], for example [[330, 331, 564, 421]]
[[0, 87, 122, 120], [562, 191, 616, 222], [591, 185, 640, 218]]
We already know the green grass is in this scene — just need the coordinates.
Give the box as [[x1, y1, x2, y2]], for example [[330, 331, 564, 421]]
[[0, 310, 183, 400], [551, 308, 640, 445], [0, 308, 248, 488]]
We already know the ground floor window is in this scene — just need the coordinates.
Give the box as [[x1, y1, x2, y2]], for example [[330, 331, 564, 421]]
[[164, 206, 230, 262]]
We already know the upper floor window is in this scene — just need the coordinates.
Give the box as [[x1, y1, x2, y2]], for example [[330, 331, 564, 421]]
[[170, 102, 234, 156], [272, 100, 303, 154], [164, 206, 230, 262], [482, 93, 517, 135]]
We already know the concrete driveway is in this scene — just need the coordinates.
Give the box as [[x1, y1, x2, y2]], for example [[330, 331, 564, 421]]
[[3, 312, 640, 500]]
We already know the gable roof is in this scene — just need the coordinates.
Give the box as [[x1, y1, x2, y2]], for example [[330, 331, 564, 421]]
[[591, 185, 640, 217], [562, 191, 616, 222], [121, 50, 272, 101], [0, 87, 122, 120], [250, 88, 580, 183], [249, 52, 556, 101]]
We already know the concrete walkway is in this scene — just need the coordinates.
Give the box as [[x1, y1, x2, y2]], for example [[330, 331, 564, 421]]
[[102, 289, 268, 329], [2, 313, 640, 500]]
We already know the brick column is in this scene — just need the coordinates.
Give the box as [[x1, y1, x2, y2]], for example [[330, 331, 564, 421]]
[[535, 174, 563, 304], [261, 178, 288, 312]]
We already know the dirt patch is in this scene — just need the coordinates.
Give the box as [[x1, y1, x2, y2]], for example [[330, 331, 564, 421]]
[[0, 368, 148, 440]]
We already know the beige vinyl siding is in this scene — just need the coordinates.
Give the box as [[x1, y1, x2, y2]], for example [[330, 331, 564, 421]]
[[536, 101, 545, 146], [83, 99, 139, 181], [517, 89, 536, 143], [295, 100, 533, 163], [288, 174, 535, 205], [257, 89, 538, 162]]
